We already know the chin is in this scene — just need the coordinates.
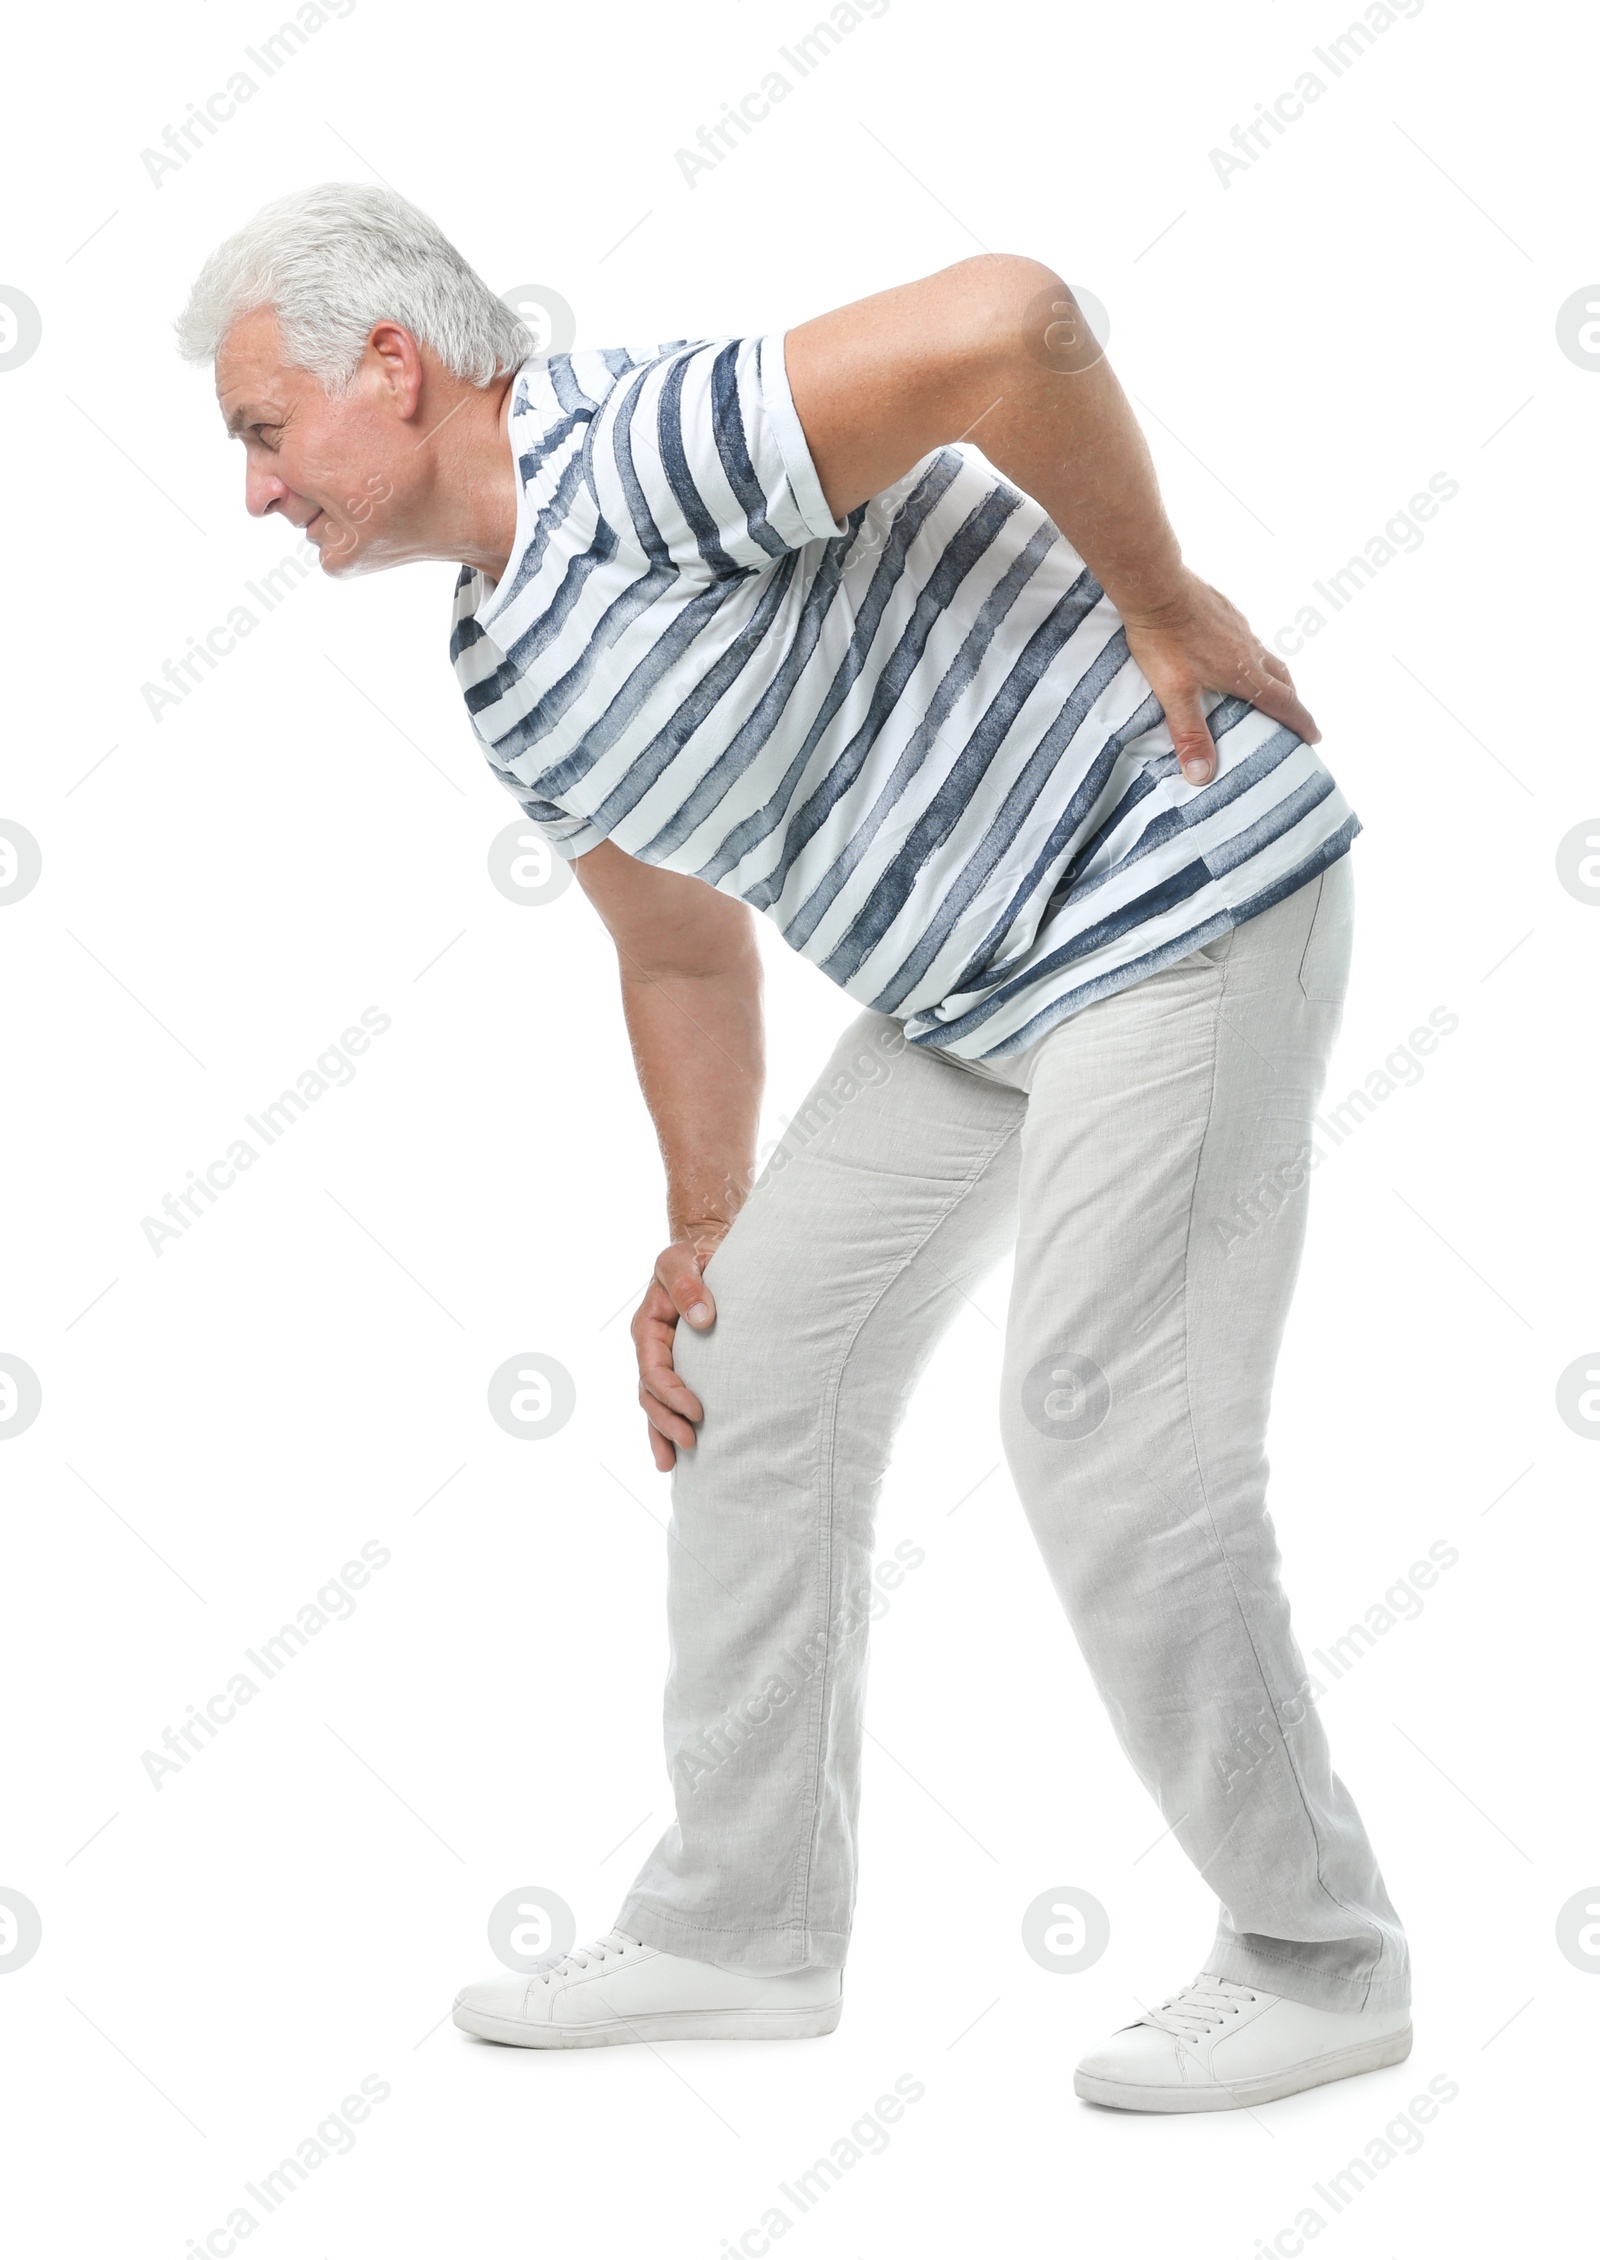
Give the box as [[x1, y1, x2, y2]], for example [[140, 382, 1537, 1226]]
[[332, 553, 395, 581], [319, 538, 397, 580]]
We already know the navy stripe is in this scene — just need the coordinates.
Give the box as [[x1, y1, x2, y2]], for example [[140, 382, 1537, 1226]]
[[469, 525, 633, 744], [450, 334, 1363, 1062], [808, 524, 1064, 971], [749, 481, 1026, 913], [694, 454, 970, 890], [640, 540, 856, 861], [815, 545, 1101, 980], [1043, 719, 1306, 912], [479, 442, 596, 633], [709, 342, 793, 563], [657, 349, 750, 579], [931, 817, 1362, 1057], [527, 570, 731, 791], [913, 667, 1163, 1005], [592, 353, 697, 568], [590, 559, 801, 832]]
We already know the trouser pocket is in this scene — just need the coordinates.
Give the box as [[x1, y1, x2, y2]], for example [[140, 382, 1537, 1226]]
[[1296, 860, 1354, 1003]]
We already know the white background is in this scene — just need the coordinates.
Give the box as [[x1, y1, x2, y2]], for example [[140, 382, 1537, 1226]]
[[1, 0, 1592, 2251]]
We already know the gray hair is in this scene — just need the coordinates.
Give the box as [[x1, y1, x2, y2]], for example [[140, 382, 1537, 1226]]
[[176, 181, 533, 391]]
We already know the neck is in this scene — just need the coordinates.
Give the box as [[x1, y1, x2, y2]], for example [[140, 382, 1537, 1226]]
[[412, 367, 520, 580]]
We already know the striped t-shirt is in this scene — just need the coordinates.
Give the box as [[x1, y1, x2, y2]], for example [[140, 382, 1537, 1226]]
[[450, 333, 1360, 1061]]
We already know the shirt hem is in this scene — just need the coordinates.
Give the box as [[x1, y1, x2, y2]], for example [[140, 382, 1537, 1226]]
[[763, 333, 854, 544]]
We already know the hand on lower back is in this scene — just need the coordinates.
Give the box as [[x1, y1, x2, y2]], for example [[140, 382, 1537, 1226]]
[[1120, 566, 1320, 786]]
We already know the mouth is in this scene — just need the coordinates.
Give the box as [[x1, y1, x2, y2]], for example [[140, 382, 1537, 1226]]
[[303, 509, 324, 534]]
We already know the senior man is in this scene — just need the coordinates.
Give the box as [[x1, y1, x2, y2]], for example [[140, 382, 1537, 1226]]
[[180, 183, 1410, 2110]]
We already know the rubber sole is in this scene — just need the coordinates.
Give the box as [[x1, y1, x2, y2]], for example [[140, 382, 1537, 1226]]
[[452, 1997, 843, 2048], [1074, 2022, 1413, 2112]]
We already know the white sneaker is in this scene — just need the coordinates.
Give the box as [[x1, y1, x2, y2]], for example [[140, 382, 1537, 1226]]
[[1074, 1973, 1412, 2112], [453, 1929, 843, 2048]]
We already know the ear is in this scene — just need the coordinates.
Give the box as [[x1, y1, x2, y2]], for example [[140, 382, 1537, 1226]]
[[365, 321, 426, 421]]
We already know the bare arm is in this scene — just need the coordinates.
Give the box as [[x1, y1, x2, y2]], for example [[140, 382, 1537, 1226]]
[[574, 839, 764, 1470], [783, 253, 1316, 783]]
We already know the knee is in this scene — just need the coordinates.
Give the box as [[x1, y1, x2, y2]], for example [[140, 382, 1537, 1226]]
[[998, 1348, 1120, 1542], [668, 1212, 773, 1393], [997, 1379, 1171, 1606]]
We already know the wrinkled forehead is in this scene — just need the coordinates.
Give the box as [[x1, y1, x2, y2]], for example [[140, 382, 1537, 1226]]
[[214, 303, 297, 420]]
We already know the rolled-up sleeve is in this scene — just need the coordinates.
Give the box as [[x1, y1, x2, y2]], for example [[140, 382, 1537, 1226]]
[[584, 333, 851, 579]]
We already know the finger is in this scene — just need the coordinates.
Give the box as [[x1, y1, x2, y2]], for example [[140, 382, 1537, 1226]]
[[655, 1244, 717, 1328], [634, 1301, 680, 1350], [629, 1284, 706, 1379], [645, 1417, 676, 1474], [635, 1307, 704, 1400], [635, 1306, 703, 1395], [1158, 687, 1216, 785], [640, 1382, 699, 1453], [1238, 664, 1321, 746], [630, 1277, 682, 1340], [639, 1345, 704, 1426]]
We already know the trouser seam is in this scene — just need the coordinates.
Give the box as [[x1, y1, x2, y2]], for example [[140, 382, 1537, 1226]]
[[788, 1122, 1022, 1940], [1178, 941, 1386, 1995]]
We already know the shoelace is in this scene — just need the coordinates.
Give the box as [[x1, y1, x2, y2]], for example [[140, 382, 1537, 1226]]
[[534, 1929, 642, 1987], [1139, 1974, 1258, 2042]]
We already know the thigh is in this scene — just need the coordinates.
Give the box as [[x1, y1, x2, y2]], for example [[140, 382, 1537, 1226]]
[[675, 1010, 1026, 1442], [1009, 858, 1354, 1264], [998, 862, 1354, 1521]]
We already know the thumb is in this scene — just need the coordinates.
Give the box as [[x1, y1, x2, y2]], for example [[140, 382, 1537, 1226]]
[[1163, 691, 1216, 785], [657, 1240, 716, 1328]]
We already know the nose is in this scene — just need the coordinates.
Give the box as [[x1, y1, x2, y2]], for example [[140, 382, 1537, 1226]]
[[244, 460, 289, 519]]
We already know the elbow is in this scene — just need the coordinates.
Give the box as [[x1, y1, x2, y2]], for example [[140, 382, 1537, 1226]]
[[963, 250, 1063, 291], [951, 256, 1103, 380]]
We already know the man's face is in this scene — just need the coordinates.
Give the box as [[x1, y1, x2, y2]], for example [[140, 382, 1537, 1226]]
[[214, 304, 408, 576]]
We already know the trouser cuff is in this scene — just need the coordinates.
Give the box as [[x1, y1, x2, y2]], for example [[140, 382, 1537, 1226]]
[[614, 1896, 849, 1976], [1206, 1936, 1411, 2014]]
